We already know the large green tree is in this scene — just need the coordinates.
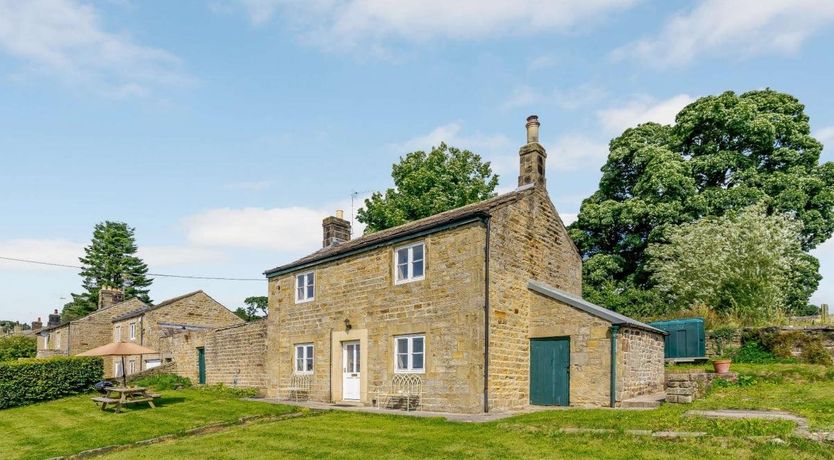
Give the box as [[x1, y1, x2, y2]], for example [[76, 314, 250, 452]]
[[569, 90, 834, 317], [358, 143, 499, 233], [234, 296, 268, 321], [63, 222, 153, 320]]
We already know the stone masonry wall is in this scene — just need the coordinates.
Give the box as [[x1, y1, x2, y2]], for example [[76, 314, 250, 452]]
[[617, 326, 665, 401], [114, 292, 243, 378], [487, 184, 585, 411], [161, 321, 267, 389], [266, 223, 487, 413]]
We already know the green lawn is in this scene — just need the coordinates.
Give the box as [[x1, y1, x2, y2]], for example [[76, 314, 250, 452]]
[[2, 364, 833, 459], [0, 387, 298, 460]]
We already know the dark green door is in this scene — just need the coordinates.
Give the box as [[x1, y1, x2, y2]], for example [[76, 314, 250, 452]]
[[197, 347, 206, 384], [530, 337, 570, 406]]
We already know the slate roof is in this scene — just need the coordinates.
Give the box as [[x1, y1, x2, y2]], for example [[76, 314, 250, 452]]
[[528, 280, 667, 335], [264, 184, 535, 278], [111, 290, 204, 323]]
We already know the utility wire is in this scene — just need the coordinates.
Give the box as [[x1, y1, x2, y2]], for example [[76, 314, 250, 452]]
[[0, 256, 264, 282]]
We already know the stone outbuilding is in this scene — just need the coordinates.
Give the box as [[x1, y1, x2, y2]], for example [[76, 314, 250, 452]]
[[261, 116, 666, 413]]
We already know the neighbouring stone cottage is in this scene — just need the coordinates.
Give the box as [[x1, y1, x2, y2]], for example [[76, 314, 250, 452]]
[[36, 288, 241, 378], [261, 116, 666, 413], [109, 291, 243, 378]]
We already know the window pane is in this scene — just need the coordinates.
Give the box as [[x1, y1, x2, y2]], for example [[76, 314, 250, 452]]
[[397, 263, 408, 281], [297, 287, 304, 300], [297, 275, 304, 289], [412, 352, 424, 370], [397, 248, 409, 265], [412, 337, 424, 353], [307, 284, 314, 299], [306, 357, 313, 372], [307, 273, 315, 287], [412, 260, 424, 278], [296, 346, 303, 359], [412, 244, 423, 261], [396, 353, 408, 370], [397, 338, 408, 354]]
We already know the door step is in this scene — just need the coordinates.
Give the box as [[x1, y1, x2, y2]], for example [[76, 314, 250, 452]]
[[621, 392, 666, 409]]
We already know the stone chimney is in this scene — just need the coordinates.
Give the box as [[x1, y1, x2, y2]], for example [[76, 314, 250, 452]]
[[47, 309, 61, 327], [98, 286, 124, 310], [518, 115, 547, 187], [322, 210, 351, 248], [32, 317, 42, 331]]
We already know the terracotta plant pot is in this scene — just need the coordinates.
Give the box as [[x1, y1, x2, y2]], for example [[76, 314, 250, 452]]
[[712, 359, 731, 374]]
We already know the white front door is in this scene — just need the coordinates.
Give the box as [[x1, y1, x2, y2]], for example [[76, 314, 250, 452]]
[[342, 341, 360, 401]]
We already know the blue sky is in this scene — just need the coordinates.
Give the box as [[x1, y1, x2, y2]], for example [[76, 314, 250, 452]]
[[1, 0, 833, 323]]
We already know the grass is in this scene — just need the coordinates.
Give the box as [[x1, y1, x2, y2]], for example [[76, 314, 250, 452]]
[[2, 364, 833, 459], [0, 387, 297, 460], [102, 411, 831, 460]]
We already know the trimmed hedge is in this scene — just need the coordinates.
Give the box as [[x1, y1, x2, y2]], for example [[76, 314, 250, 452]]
[[0, 336, 36, 362], [0, 356, 103, 409]]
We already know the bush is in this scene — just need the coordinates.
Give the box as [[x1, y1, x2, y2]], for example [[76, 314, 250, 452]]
[[0, 336, 36, 362], [133, 373, 191, 391], [0, 356, 103, 409], [732, 341, 781, 364], [759, 330, 833, 365]]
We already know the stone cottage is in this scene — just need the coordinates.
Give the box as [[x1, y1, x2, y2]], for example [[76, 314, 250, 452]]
[[262, 116, 666, 413], [37, 288, 146, 376], [109, 290, 242, 378]]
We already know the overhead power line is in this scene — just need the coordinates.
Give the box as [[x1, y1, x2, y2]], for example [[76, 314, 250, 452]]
[[0, 256, 264, 282]]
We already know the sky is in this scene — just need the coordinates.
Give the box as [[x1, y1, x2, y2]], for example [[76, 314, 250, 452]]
[[1, 0, 834, 323]]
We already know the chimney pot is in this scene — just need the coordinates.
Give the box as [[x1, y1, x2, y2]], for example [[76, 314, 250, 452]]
[[526, 115, 540, 144], [336, 209, 344, 219]]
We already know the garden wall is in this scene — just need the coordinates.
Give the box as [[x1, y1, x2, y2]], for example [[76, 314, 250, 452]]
[[707, 326, 834, 364]]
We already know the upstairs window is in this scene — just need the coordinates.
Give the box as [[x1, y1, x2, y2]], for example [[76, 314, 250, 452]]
[[295, 272, 315, 303], [129, 322, 136, 340], [395, 242, 425, 284], [115, 326, 121, 342], [395, 335, 425, 373], [295, 343, 314, 374]]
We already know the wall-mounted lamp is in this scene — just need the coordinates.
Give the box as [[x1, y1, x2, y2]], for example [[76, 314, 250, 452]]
[[344, 318, 352, 332]]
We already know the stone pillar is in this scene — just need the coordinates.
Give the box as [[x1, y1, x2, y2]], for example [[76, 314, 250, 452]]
[[518, 115, 547, 187], [322, 210, 351, 248]]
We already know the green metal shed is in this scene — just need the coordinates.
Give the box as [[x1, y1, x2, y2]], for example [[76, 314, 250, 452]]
[[648, 318, 706, 361]]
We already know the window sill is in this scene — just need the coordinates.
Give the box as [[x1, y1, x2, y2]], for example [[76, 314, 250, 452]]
[[294, 297, 315, 305], [394, 370, 425, 374], [394, 276, 425, 286]]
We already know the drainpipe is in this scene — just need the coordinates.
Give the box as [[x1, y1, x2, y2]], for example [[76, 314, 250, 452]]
[[610, 324, 620, 408], [483, 216, 491, 413]]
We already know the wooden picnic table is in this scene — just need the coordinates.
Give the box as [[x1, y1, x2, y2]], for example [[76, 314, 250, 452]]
[[92, 387, 160, 413]]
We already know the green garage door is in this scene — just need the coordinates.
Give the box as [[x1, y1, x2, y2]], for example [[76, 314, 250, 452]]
[[530, 337, 570, 406]]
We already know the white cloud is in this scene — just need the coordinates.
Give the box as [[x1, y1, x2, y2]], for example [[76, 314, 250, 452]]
[[0, 0, 190, 95], [392, 122, 513, 158], [597, 94, 694, 135], [0, 239, 83, 271], [550, 135, 609, 172], [614, 0, 834, 67], [811, 237, 834, 306], [228, 0, 638, 52], [815, 125, 834, 147], [183, 207, 327, 252]]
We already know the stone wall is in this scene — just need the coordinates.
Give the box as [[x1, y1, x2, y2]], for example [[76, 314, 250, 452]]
[[706, 326, 834, 362], [266, 223, 487, 413], [161, 321, 268, 389], [486, 185, 586, 411], [113, 292, 243, 378], [617, 327, 665, 400], [665, 372, 737, 403]]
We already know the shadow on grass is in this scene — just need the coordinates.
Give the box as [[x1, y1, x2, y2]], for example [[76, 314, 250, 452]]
[[100, 396, 187, 414]]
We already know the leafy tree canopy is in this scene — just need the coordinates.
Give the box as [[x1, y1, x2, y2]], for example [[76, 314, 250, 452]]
[[570, 89, 834, 316], [357, 143, 499, 233], [234, 296, 268, 322], [0, 336, 37, 362], [63, 221, 153, 320], [647, 206, 817, 325]]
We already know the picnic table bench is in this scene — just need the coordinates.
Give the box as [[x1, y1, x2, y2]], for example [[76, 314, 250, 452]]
[[92, 387, 160, 413]]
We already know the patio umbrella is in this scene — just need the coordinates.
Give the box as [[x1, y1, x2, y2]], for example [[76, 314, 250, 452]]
[[79, 341, 157, 387]]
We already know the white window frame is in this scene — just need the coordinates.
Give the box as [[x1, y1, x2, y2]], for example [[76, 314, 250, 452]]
[[129, 322, 136, 340], [394, 334, 425, 374], [55, 331, 61, 349], [295, 271, 315, 303], [115, 326, 121, 342], [294, 343, 314, 375], [114, 359, 123, 377], [128, 360, 136, 374], [394, 242, 425, 285]]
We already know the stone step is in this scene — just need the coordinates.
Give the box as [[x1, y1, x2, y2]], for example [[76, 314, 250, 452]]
[[621, 392, 666, 409]]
